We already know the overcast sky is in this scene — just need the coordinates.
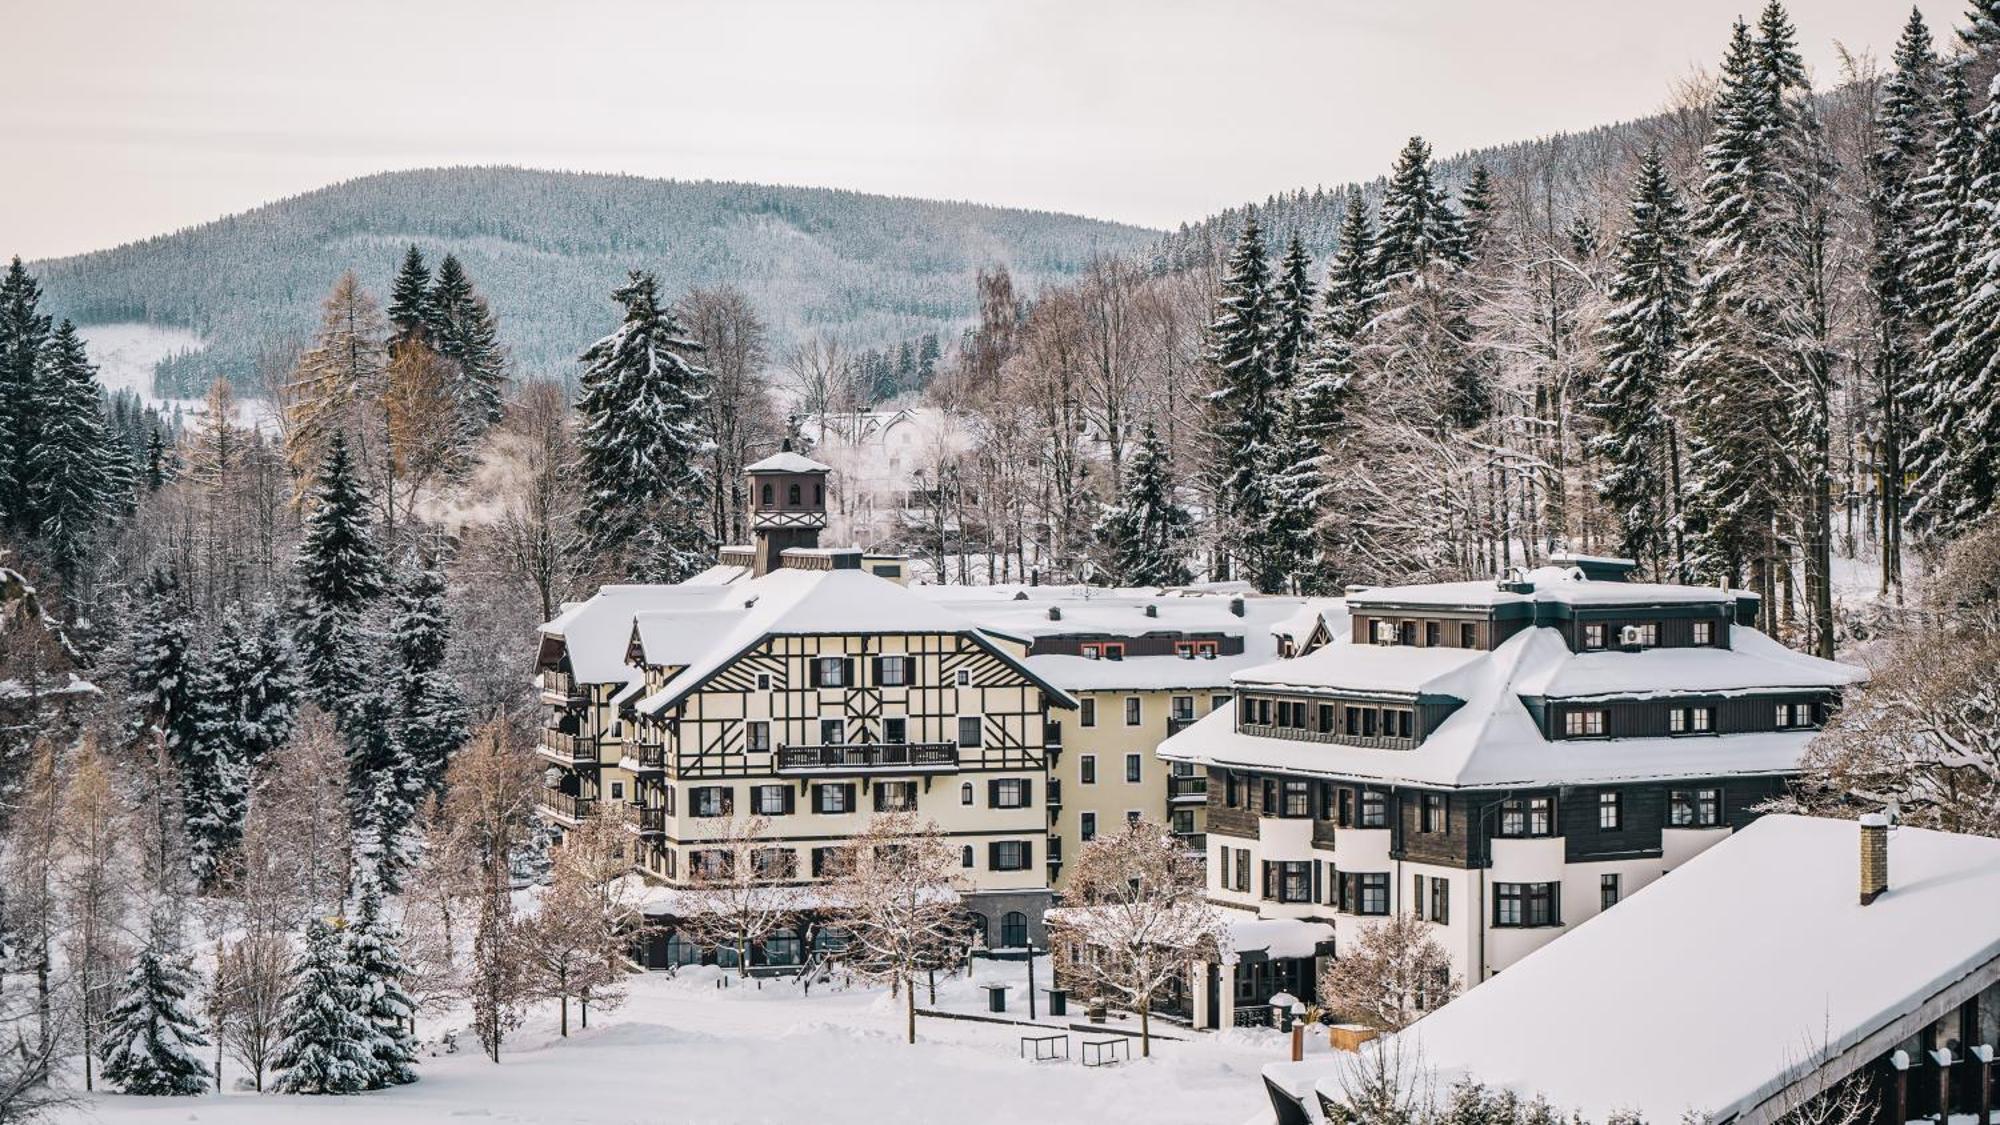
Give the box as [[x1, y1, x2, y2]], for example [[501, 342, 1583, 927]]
[[0, 0, 1958, 261]]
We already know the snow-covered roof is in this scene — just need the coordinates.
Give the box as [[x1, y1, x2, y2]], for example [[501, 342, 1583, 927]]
[[541, 585, 727, 685], [1346, 565, 1735, 612], [1226, 917, 1334, 962], [1160, 627, 1865, 789], [1232, 643, 1485, 697], [744, 450, 832, 474], [1301, 816, 2000, 1123], [1514, 625, 1864, 700], [1272, 598, 1350, 647]]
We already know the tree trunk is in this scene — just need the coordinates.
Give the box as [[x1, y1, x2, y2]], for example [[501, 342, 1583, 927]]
[[560, 993, 569, 1037], [1140, 999, 1151, 1058], [904, 976, 916, 1045]]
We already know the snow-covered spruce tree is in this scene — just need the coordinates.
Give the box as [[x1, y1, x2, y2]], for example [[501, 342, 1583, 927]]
[[0, 257, 52, 532], [575, 270, 713, 582], [1201, 214, 1276, 585], [270, 917, 382, 1095], [427, 254, 507, 456], [1368, 136, 1485, 432], [125, 567, 203, 757], [1370, 136, 1468, 282], [98, 922, 212, 1096], [1904, 64, 1977, 541], [182, 647, 251, 888], [1866, 9, 1938, 591], [1257, 400, 1332, 594], [386, 244, 433, 348], [347, 696, 418, 889], [347, 875, 419, 1087], [388, 558, 467, 798], [1457, 163, 1498, 265], [1094, 422, 1194, 587], [294, 431, 386, 714], [1592, 146, 1693, 581], [1297, 194, 1373, 440], [27, 320, 122, 580], [238, 602, 301, 769], [1268, 233, 1316, 394]]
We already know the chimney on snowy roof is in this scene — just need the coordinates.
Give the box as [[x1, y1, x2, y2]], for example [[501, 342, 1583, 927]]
[[1860, 814, 1890, 906]]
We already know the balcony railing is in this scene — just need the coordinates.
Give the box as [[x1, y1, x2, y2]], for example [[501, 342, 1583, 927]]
[[621, 740, 666, 771], [539, 670, 585, 706], [1168, 774, 1208, 802], [1174, 831, 1207, 854], [619, 803, 666, 835], [1046, 779, 1063, 808], [538, 790, 594, 823], [774, 742, 958, 773], [539, 728, 595, 764], [1043, 721, 1064, 749], [1167, 715, 1197, 737]]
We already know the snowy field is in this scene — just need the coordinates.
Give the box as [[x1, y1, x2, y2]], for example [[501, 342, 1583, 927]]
[[59, 958, 1287, 1125], [76, 322, 273, 432]]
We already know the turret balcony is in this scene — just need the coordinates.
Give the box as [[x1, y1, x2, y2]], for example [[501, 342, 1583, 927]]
[[774, 742, 958, 774]]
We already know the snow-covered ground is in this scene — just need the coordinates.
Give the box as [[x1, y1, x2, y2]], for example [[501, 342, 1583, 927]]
[[60, 958, 1290, 1125], [76, 322, 273, 432]]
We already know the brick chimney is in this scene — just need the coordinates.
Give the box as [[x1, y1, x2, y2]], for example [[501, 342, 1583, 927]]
[[1859, 814, 1889, 905]]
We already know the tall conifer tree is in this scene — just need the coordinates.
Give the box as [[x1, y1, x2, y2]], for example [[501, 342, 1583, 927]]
[[295, 432, 386, 714], [1095, 423, 1194, 587], [28, 321, 121, 579]]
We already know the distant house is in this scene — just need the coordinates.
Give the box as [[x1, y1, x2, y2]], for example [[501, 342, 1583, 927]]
[[1267, 815, 2000, 1125]]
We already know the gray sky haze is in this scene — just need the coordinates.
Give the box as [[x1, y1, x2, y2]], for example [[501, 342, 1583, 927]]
[[1, 0, 1961, 260]]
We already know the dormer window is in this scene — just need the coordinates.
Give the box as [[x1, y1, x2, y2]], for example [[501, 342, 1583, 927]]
[[1081, 642, 1125, 661], [1774, 702, 1815, 729], [1669, 706, 1715, 734], [1174, 640, 1218, 660], [1563, 709, 1609, 737]]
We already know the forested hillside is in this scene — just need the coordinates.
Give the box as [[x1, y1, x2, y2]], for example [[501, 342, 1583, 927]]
[[28, 166, 1158, 395]]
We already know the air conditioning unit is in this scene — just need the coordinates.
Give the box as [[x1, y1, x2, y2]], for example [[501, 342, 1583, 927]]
[[1619, 624, 1644, 649], [1374, 621, 1398, 646]]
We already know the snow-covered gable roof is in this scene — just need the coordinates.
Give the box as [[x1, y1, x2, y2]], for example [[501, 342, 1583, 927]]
[[1346, 565, 1735, 613], [1301, 816, 2000, 1124], [1161, 626, 1865, 788], [541, 585, 725, 685], [744, 450, 832, 474], [1514, 624, 1864, 700], [1272, 598, 1349, 648], [631, 567, 1075, 715]]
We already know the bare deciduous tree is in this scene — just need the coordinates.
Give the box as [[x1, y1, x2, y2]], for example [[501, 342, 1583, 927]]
[[213, 932, 290, 1091], [1316, 913, 1461, 1033], [828, 813, 965, 1044], [676, 814, 796, 978], [520, 814, 642, 1034], [442, 720, 540, 1062]]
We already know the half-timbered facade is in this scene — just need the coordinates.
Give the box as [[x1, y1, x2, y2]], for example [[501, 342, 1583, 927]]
[[535, 451, 1074, 966], [1159, 557, 1868, 1027]]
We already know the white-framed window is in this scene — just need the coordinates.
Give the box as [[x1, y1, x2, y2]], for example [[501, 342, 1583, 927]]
[[752, 785, 788, 815], [1172, 695, 1194, 721], [877, 655, 909, 686], [1692, 620, 1713, 645], [991, 778, 1030, 808], [1080, 812, 1096, 842], [813, 784, 854, 815], [1079, 755, 1096, 784], [883, 717, 906, 744], [955, 669, 971, 686], [1125, 809, 1141, 827], [815, 656, 849, 687], [1563, 709, 1609, 737], [1124, 697, 1141, 726], [1124, 753, 1141, 783], [959, 781, 973, 805], [961, 845, 975, 868], [756, 672, 771, 690], [1080, 698, 1097, 727], [1583, 622, 1606, 650], [746, 721, 770, 751], [609, 781, 625, 801], [1598, 790, 1622, 830]]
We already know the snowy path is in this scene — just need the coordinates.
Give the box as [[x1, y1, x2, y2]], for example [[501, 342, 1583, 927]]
[[60, 962, 1283, 1125]]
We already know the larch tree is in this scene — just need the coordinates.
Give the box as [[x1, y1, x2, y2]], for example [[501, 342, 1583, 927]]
[[442, 720, 540, 1062], [3, 739, 64, 1064], [236, 708, 352, 932], [520, 813, 638, 1035], [1093, 422, 1194, 587], [680, 284, 777, 546], [492, 382, 584, 623], [1045, 817, 1222, 1058], [58, 732, 129, 1093], [575, 270, 713, 583], [294, 431, 386, 715], [1592, 146, 1694, 580], [214, 932, 289, 1092], [828, 813, 966, 1045], [282, 271, 387, 498]]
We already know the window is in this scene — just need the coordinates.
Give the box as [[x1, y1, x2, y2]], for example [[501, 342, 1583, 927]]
[[1583, 622, 1606, 650], [1671, 706, 1715, 734], [814, 784, 855, 814], [1775, 701, 1815, 729], [1212, 694, 1230, 712], [1358, 873, 1390, 915], [1430, 878, 1450, 924], [692, 786, 732, 817], [1172, 696, 1195, 721], [751, 785, 789, 816], [810, 847, 844, 878], [1080, 698, 1097, 727], [999, 911, 1029, 946], [1414, 874, 1426, 919], [1598, 791, 1622, 831], [787, 483, 801, 505], [957, 717, 982, 747], [1125, 809, 1141, 826], [751, 848, 795, 880], [1080, 812, 1097, 842], [820, 718, 844, 745], [877, 655, 909, 686], [691, 849, 732, 880], [1125, 697, 1141, 726], [959, 781, 973, 806], [884, 717, 907, 744], [609, 780, 625, 801], [1080, 755, 1096, 784], [1420, 792, 1446, 833], [961, 845, 975, 868], [1275, 861, 1313, 903], [1494, 882, 1560, 927], [1425, 621, 1441, 647], [1634, 623, 1659, 646], [1497, 797, 1554, 838], [760, 483, 774, 506], [1234, 849, 1250, 893], [814, 656, 849, 687], [1399, 622, 1416, 646], [1692, 620, 1713, 645], [746, 721, 771, 752], [1358, 790, 1388, 828], [990, 778, 1030, 808], [1125, 753, 1142, 783], [1281, 780, 1312, 818], [1563, 709, 1609, 737], [1459, 622, 1477, 648], [1171, 808, 1195, 834], [874, 781, 917, 812], [1174, 640, 1219, 659], [1080, 642, 1125, 661], [1601, 873, 1621, 910], [1669, 787, 1722, 828], [756, 672, 771, 690], [955, 669, 971, 686], [990, 842, 1031, 872]]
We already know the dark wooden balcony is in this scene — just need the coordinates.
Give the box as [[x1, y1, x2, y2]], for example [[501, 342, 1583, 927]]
[[538, 789, 594, 823], [1046, 779, 1062, 808], [774, 742, 958, 774], [1167, 715, 1197, 737], [620, 740, 666, 772], [538, 728, 595, 765], [620, 803, 666, 836], [539, 669, 586, 707], [1168, 774, 1208, 802], [1174, 830, 1207, 854]]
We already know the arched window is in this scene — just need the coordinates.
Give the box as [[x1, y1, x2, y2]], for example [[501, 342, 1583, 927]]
[[961, 845, 974, 868], [960, 782, 973, 805], [761, 483, 773, 506], [1000, 911, 1028, 949], [814, 483, 823, 505], [788, 483, 802, 505]]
